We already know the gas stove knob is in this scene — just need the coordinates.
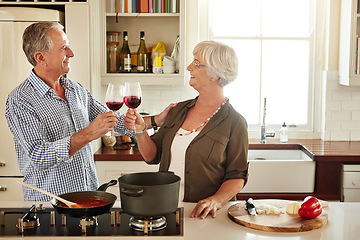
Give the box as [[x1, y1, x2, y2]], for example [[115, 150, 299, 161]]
[[0, 185, 7, 191]]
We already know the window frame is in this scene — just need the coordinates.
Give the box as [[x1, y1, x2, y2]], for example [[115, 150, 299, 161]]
[[197, 0, 322, 139]]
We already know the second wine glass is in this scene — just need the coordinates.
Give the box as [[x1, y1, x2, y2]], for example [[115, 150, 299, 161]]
[[105, 83, 124, 136], [124, 82, 142, 135]]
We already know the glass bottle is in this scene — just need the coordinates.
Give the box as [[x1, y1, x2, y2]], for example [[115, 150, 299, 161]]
[[107, 41, 120, 73], [137, 31, 148, 73], [280, 122, 288, 143], [120, 31, 131, 72]]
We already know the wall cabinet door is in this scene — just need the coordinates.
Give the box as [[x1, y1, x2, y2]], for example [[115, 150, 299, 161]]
[[339, 0, 360, 86]]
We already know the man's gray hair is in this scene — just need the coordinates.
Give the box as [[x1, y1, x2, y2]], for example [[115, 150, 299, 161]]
[[22, 22, 64, 66]]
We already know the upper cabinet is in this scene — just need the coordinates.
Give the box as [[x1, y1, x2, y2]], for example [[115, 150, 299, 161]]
[[339, 0, 360, 86], [100, 0, 185, 86]]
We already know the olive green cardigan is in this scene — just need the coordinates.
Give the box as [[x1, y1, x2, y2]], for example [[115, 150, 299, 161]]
[[149, 98, 249, 202]]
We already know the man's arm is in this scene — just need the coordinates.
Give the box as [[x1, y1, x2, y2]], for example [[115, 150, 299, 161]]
[[69, 112, 118, 157]]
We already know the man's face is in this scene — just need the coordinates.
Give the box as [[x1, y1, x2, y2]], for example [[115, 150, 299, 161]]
[[42, 28, 74, 77]]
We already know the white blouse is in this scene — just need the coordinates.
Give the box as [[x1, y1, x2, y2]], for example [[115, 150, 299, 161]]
[[169, 128, 200, 202]]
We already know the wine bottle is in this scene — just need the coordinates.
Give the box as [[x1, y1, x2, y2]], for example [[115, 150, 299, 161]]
[[137, 31, 148, 73], [120, 31, 131, 72]]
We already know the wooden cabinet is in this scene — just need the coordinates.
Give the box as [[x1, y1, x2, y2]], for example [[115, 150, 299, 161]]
[[339, 0, 360, 86], [0, 177, 24, 201], [99, 0, 186, 86]]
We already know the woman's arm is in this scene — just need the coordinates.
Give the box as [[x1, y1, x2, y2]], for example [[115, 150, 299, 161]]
[[124, 109, 157, 162], [190, 179, 245, 219]]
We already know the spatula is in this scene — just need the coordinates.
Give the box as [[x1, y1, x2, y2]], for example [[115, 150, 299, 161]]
[[17, 181, 83, 208]]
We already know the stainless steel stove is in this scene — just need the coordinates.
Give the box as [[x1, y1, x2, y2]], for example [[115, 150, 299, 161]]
[[0, 204, 183, 237]]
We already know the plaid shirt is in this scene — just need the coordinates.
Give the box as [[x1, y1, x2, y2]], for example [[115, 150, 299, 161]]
[[5, 70, 129, 201]]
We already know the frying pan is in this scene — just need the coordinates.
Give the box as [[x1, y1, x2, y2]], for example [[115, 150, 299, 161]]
[[50, 180, 117, 218]]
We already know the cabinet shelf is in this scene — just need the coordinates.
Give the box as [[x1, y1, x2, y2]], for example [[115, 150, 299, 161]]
[[102, 73, 185, 85], [106, 13, 180, 17], [100, 0, 185, 86]]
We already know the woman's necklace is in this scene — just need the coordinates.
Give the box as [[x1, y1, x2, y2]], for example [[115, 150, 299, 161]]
[[176, 98, 228, 136]]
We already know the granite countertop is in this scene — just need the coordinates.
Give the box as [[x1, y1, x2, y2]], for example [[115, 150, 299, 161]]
[[94, 139, 360, 162]]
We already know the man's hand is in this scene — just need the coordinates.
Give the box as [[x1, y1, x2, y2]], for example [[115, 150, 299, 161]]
[[87, 112, 119, 139], [155, 103, 177, 126], [69, 112, 118, 157]]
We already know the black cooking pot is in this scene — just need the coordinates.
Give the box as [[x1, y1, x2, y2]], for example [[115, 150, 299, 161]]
[[50, 180, 117, 218], [118, 172, 180, 217]]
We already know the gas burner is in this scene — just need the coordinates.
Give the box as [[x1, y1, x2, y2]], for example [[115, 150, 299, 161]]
[[79, 216, 98, 228], [16, 215, 40, 230], [0, 207, 183, 237], [129, 216, 167, 232], [15, 205, 42, 232]]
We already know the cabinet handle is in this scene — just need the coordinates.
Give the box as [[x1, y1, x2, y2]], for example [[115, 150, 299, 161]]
[[0, 161, 5, 167], [352, 180, 359, 187], [0, 185, 7, 191]]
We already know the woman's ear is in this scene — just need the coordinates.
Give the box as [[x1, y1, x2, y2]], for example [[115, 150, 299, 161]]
[[211, 76, 220, 83]]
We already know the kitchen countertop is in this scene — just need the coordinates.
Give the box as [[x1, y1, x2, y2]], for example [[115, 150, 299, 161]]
[[0, 200, 359, 240], [94, 139, 360, 162]]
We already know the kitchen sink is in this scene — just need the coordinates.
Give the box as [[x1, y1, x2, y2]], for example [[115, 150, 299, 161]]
[[241, 150, 315, 193]]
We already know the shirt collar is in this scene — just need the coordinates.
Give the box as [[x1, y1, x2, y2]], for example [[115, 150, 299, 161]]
[[28, 70, 73, 96]]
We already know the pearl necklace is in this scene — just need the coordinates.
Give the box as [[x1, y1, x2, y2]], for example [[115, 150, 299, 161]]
[[176, 98, 228, 136]]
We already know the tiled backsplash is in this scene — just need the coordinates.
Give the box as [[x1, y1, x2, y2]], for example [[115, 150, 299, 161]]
[[323, 71, 360, 141], [137, 84, 197, 115], [105, 82, 197, 116], [100, 71, 360, 141]]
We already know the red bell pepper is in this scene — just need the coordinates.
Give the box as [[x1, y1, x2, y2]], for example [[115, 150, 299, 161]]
[[298, 196, 322, 219]]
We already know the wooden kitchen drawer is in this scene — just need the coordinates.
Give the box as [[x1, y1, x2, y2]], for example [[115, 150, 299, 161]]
[[343, 189, 360, 202], [343, 172, 360, 189], [0, 177, 24, 201]]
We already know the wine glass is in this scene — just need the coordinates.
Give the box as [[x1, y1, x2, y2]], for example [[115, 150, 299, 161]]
[[105, 83, 124, 136], [124, 82, 142, 134]]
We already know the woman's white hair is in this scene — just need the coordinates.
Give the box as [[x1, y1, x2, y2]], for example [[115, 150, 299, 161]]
[[193, 40, 238, 87]]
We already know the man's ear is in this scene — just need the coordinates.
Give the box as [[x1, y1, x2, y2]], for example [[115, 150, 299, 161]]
[[34, 51, 47, 67]]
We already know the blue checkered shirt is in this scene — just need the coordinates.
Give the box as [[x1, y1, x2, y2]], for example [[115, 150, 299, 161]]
[[5, 70, 129, 201]]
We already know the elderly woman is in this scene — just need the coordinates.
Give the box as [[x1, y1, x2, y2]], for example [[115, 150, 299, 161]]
[[125, 40, 248, 219]]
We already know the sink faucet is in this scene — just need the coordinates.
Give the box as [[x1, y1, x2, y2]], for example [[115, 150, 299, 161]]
[[260, 98, 275, 143]]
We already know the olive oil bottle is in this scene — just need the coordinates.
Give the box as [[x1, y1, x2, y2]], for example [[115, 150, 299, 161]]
[[137, 31, 148, 73]]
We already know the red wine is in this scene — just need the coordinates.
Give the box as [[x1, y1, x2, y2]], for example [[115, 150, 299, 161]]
[[106, 101, 123, 111], [124, 96, 141, 108]]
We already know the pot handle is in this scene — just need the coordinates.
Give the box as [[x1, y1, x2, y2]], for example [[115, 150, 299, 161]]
[[121, 187, 144, 197], [98, 180, 117, 192]]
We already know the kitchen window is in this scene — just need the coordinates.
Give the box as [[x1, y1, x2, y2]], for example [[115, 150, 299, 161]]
[[202, 0, 318, 136]]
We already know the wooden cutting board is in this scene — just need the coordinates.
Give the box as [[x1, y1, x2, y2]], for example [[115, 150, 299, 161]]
[[228, 199, 328, 232]]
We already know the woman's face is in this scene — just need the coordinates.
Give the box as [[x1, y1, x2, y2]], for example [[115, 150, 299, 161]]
[[187, 52, 211, 91]]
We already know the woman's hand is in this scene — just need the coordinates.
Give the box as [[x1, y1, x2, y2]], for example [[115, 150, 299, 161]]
[[124, 109, 145, 131], [190, 197, 222, 219], [190, 179, 245, 219]]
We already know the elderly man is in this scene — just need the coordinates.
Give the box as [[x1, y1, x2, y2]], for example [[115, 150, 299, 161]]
[[5, 22, 171, 201]]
